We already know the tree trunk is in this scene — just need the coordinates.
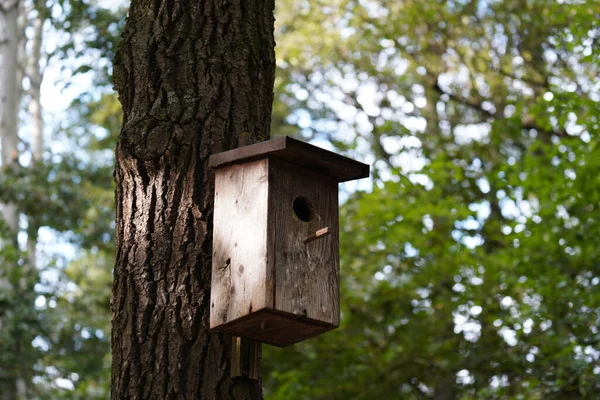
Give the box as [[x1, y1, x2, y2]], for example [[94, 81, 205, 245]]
[[28, 10, 44, 163], [26, 6, 45, 296], [110, 0, 275, 399], [0, 1, 29, 399], [0, 0, 21, 233]]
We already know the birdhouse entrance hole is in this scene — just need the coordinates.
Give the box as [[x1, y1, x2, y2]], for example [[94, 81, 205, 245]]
[[293, 196, 313, 222]]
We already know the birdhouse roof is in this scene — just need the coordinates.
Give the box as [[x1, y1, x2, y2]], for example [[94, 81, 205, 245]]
[[208, 136, 370, 183]]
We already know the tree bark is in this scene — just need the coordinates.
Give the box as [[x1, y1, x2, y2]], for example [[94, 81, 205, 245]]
[[0, 0, 21, 232], [25, 5, 45, 294], [27, 10, 44, 163], [0, 1, 29, 398], [110, 0, 275, 399]]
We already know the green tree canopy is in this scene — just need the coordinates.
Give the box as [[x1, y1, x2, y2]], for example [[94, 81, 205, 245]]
[[264, 1, 600, 398]]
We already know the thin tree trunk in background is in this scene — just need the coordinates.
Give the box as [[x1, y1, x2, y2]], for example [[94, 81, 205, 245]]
[[26, 6, 45, 300], [111, 0, 276, 398], [0, 0, 21, 232], [28, 11, 44, 162], [0, 1, 26, 399]]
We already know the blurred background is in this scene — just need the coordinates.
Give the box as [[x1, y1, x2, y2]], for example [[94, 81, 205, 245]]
[[0, 0, 598, 398]]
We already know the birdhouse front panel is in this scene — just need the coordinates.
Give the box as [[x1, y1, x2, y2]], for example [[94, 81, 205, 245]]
[[210, 159, 271, 330], [269, 158, 340, 328]]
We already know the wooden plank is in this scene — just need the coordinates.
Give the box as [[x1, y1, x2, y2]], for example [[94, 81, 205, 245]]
[[210, 159, 270, 329], [303, 227, 331, 244], [209, 136, 287, 167], [269, 158, 341, 328], [213, 308, 336, 347], [208, 136, 370, 183], [230, 336, 260, 379], [231, 336, 242, 378], [246, 339, 260, 380], [265, 162, 276, 312]]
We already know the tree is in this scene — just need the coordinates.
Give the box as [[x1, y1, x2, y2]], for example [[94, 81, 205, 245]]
[[110, 1, 276, 398], [0, 0, 21, 233]]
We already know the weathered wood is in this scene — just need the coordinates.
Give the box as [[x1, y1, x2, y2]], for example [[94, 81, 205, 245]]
[[211, 159, 270, 329], [269, 159, 340, 327], [303, 227, 331, 244], [208, 136, 370, 183], [210, 155, 344, 346], [231, 336, 260, 380], [231, 336, 242, 378], [212, 309, 335, 347], [246, 339, 260, 380]]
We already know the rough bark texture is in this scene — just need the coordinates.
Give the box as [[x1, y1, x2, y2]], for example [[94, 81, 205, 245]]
[[110, 0, 275, 398]]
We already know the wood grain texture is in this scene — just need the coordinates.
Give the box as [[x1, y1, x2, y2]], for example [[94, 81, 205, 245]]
[[213, 309, 335, 347], [230, 336, 260, 380], [269, 158, 340, 327], [303, 227, 331, 244], [209, 136, 370, 183], [211, 160, 270, 329], [210, 157, 342, 346]]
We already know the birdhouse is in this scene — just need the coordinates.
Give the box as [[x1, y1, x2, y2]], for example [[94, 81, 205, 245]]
[[209, 136, 369, 347]]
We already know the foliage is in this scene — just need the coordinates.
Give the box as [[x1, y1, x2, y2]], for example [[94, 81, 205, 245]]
[[0, 0, 123, 396], [34, 250, 113, 399], [264, 0, 600, 398], [25, 91, 120, 399], [2, 0, 599, 398]]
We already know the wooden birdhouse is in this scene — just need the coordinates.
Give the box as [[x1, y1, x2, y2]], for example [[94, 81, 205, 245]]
[[209, 136, 369, 347]]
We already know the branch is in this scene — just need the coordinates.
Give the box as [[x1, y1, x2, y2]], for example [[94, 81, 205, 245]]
[[433, 80, 495, 118], [433, 80, 568, 139], [493, 66, 550, 90]]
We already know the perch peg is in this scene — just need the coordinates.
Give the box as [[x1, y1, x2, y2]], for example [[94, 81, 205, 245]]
[[303, 227, 331, 244]]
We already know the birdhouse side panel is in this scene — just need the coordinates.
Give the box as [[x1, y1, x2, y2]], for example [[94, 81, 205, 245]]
[[210, 159, 271, 329], [269, 158, 340, 327]]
